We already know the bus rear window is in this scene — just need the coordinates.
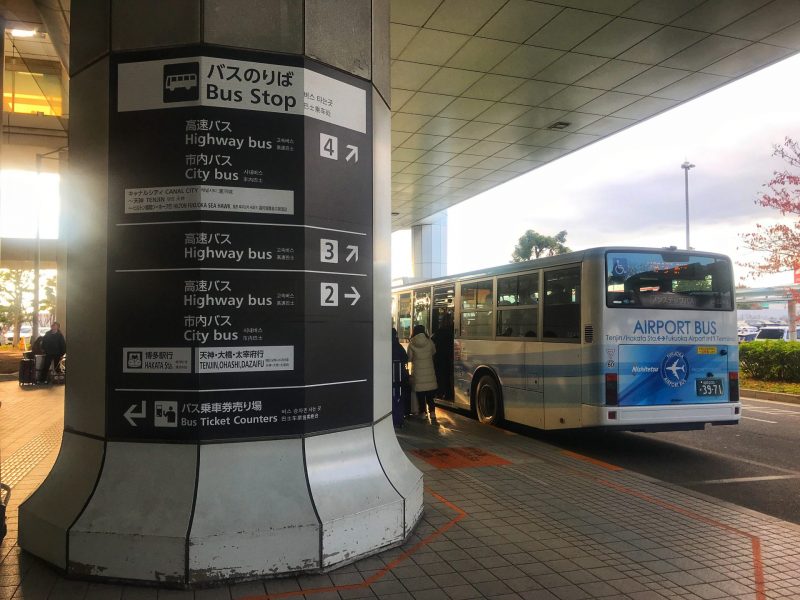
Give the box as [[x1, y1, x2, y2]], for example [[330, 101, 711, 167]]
[[606, 251, 733, 310]]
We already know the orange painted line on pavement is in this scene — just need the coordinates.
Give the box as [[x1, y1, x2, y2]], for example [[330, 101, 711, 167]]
[[411, 446, 512, 469], [594, 478, 766, 600], [239, 487, 467, 600], [515, 445, 766, 600], [561, 450, 623, 471]]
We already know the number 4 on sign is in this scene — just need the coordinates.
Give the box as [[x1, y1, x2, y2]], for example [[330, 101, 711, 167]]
[[320, 133, 338, 160]]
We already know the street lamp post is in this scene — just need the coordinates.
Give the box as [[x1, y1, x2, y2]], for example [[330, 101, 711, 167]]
[[681, 161, 695, 250]]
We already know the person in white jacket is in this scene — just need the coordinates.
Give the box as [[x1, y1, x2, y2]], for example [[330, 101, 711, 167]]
[[407, 324, 438, 421]]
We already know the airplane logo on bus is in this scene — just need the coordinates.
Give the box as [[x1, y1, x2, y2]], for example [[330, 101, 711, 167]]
[[660, 351, 688, 388]]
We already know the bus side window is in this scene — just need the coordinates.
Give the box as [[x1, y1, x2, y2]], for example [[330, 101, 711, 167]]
[[543, 267, 580, 341]]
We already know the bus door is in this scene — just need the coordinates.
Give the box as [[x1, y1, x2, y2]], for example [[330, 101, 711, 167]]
[[542, 266, 582, 429], [497, 272, 543, 428], [431, 285, 455, 401], [524, 342, 544, 429]]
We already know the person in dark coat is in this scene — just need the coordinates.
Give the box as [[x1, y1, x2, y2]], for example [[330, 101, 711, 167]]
[[431, 313, 454, 400], [39, 322, 66, 383], [391, 328, 409, 428]]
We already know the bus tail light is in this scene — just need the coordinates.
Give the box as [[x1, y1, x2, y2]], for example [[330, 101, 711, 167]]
[[605, 373, 618, 406], [729, 371, 739, 402]]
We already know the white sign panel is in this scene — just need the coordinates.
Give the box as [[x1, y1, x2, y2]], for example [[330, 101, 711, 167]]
[[117, 57, 366, 133], [196, 346, 294, 373], [123, 348, 192, 373], [125, 185, 294, 215]]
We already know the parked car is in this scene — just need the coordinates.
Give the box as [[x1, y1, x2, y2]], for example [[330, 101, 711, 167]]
[[4, 325, 32, 344], [738, 323, 759, 342], [754, 325, 800, 341]]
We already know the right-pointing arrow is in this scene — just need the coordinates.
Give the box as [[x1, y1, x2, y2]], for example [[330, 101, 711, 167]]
[[346, 145, 358, 163], [343, 286, 361, 306]]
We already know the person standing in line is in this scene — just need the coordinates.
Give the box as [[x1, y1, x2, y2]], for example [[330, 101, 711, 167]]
[[407, 324, 438, 423], [431, 313, 454, 400], [391, 328, 409, 428], [39, 322, 66, 383]]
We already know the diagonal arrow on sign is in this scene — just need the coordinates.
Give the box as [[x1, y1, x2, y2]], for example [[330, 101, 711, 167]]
[[346, 245, 359, 262], [346, 145, 358, 163], [124, 401, 146, 427], [343, 286, 361, 306]]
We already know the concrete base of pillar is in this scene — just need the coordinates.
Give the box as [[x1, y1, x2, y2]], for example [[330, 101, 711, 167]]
[[20, 417, 422, 587]]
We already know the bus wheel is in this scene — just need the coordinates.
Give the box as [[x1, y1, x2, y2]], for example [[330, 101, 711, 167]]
[[475, 375, 502, 425]]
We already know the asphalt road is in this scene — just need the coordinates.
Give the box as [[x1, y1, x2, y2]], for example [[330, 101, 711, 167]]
[[517, 397, 800, 525]]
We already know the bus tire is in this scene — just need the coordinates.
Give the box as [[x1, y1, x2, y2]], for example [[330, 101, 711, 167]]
[[475, 375, 502, 425]]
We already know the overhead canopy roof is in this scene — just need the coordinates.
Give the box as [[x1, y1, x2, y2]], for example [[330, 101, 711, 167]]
[[3, 0, 800, 232]]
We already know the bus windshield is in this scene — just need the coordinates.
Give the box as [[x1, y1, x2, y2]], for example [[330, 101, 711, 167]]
[[606, 250, 733, 310]]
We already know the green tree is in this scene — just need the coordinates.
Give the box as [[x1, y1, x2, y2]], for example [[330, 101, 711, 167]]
[[511, 229, 570, 262], [0, 269, 35, 346], [40, 274, 58, 321]]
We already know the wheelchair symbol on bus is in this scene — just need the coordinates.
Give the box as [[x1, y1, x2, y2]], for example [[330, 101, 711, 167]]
[[612, 258, 628, 277]]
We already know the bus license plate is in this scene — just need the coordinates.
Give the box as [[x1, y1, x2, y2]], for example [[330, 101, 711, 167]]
[[696, 378, 723, 396]]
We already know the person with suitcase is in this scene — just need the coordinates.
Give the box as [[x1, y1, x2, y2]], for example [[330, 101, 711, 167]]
[[39, 322, 66, 383]]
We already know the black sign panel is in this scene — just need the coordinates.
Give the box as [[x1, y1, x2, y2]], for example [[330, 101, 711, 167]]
[[108, 48, 373, 441]]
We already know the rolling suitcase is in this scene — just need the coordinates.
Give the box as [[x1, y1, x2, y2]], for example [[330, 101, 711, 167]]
[[18, 358, 37, 386], [0, 483, 9, 543], [1, 400, 8, 543]]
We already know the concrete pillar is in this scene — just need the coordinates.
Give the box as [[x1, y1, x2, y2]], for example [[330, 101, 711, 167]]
[[412, 213, 448, 280], [56, 148, 68, 327], [1, 17, 4, 259], [20, 0, 422, 587]]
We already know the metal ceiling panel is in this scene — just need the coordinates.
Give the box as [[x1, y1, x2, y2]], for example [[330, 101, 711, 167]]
[[427, 0, 507, 35], [477, 0, 562, 43], [3, 0, 800, 233], [526, 8, 614, 51]]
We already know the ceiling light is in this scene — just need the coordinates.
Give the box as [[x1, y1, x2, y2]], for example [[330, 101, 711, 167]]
[[548, 121, 571, 130], [10, 28, 37, 38]]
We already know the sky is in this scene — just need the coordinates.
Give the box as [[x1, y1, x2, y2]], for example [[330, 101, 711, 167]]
[[391, 52, 800, 289]]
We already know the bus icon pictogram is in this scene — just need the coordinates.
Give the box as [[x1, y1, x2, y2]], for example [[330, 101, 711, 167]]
[[163, 62, 199, 102]]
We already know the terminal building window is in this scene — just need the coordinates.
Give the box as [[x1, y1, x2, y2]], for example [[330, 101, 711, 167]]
[[3, 56, 64, 116]]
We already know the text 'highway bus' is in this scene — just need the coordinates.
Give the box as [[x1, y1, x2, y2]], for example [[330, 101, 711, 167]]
[[392, 247, 740, 432]]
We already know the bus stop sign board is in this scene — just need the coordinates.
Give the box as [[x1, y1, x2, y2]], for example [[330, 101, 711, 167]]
[[107, 48, 373, 441]]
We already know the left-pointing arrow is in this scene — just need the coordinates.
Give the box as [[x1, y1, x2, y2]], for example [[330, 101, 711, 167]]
[[343, 286, 361, 306], [124, 401, 146, 427]]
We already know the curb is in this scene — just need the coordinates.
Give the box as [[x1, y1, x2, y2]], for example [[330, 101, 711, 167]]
[[741, 388, 800, 405], [2, 376, 797, 403]]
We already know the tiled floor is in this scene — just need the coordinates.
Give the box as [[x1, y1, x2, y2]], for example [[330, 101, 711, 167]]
[[2, 381, 800, 599]]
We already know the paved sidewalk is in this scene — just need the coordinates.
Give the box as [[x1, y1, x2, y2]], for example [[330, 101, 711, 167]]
[[2, 381, 800, 599]]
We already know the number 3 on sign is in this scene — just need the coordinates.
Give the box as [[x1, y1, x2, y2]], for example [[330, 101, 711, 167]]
[[320, 133, 338, 160], [321, 282, 339, 306], [320, 239, 338, 263]]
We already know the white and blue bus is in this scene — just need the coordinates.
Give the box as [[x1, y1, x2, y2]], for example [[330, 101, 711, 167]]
[[392, 247, 740, 432]]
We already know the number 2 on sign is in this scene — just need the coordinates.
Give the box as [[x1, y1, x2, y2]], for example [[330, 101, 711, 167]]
[[321, 282, 339, 306]]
